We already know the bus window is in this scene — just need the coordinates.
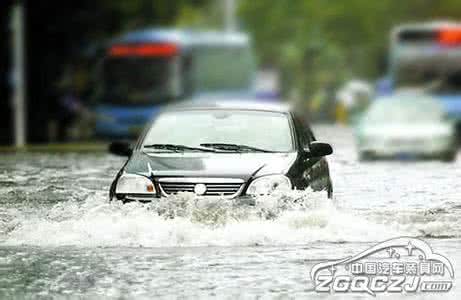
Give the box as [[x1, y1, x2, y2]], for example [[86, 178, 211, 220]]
[[193, 46, 254, 92]]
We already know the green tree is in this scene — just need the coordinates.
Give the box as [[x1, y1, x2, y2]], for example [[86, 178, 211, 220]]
[[239, 0, 461, 101]]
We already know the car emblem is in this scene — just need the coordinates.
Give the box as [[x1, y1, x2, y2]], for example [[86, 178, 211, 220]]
[[194, 184, 207, 195]]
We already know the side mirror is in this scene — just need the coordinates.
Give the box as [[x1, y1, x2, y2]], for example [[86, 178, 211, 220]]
[[109, 141, 133, 156], [304, 141, 333, 158]]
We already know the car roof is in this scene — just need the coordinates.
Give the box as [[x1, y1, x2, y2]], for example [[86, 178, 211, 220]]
[[163, 99, 292, 114]]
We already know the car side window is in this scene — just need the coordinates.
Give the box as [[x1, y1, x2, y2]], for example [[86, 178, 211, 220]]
[[305, 126, 316, 142], [293, 114, 314, 148]]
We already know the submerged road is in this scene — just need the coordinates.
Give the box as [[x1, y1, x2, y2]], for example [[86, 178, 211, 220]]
[[0, 125, 460, 298]]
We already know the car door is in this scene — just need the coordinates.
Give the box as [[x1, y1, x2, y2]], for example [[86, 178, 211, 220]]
[[293, 115, 332, 196]]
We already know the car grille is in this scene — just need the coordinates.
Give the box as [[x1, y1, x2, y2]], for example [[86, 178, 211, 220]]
[[158, 178, 244, 197]]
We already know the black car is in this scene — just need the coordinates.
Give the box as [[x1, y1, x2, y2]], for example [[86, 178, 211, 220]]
[[108, 101, 333, 203]]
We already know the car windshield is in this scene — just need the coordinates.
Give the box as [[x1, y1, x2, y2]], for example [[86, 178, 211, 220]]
[[142, 110, 294, 152], [364, 98, 445, 124]]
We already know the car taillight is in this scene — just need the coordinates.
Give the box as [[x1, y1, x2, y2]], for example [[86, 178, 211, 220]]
[[438, 28, 461, 46], [108, 43, 178, 57]]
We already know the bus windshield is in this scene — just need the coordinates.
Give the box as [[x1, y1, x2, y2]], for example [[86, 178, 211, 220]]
[[97, 32, 255, 106], [390, 24, 461, 93], [102, 56, 174, 104], [395, 66, 461, 93]]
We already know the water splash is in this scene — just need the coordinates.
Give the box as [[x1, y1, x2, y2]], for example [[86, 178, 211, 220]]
[[1, 189, 407, 247]]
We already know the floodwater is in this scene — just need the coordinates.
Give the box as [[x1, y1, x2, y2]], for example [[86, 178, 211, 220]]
[[1, 125, 460, 298]]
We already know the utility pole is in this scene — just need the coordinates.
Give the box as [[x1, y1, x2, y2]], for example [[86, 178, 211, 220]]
[[224, 0, 237, 32], [11, 2, 26, 148]]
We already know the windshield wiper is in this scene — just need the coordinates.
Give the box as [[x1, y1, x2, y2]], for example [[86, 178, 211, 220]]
[[143, 144, 216, 153], [199, 143, 276, 153]]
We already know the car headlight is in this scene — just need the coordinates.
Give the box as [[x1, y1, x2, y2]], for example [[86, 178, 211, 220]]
[[115, 173, 155, 194], [246, 175, 292, 196]]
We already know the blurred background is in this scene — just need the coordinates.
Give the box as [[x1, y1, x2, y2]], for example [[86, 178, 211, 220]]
[[2, 0, 461, 151], [3, 2, 461, 297]]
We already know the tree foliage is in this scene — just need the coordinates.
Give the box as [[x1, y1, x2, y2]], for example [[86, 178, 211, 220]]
[[238, 0, 461, 98]]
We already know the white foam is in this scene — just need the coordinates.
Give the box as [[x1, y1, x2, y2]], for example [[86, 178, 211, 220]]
[[1, 190, 407, 247]]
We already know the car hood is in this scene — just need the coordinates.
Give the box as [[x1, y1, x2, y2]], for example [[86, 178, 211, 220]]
[[124, 151, 298, 181]]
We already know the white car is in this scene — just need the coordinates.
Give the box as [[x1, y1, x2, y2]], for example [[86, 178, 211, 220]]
[[356, 94, 457, 161]]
